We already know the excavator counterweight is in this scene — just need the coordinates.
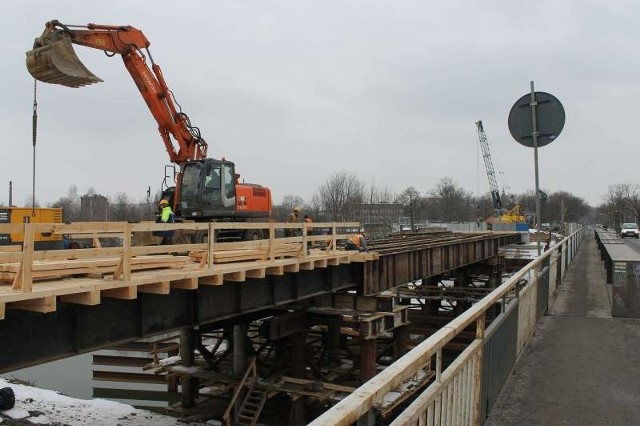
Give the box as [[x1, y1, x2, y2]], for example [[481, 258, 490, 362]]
[[26, 30, 103, 88]]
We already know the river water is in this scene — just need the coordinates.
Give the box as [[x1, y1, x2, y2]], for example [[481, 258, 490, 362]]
[[2, 351, 177, 411]]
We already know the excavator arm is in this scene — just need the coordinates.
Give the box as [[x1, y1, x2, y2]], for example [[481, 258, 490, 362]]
[[26, 20, 207, 164]]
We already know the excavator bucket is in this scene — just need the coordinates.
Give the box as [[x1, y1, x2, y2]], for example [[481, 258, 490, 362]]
[[26, 31, 103, 88]]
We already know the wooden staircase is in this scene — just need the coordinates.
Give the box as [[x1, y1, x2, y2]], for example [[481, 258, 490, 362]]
[[234, 381, 268, 426], [223, 357, 270, 426]]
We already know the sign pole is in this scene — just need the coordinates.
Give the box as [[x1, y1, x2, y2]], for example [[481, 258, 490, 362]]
[[529, 81, 542, 255]]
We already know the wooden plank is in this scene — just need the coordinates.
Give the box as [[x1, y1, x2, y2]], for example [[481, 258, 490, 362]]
[[33, 247, 121, 262], [268, 223, 276, 261], [113, 258, 124, 280], [0, 303, 4, 320], [0, 223, 25, 233], [19, 223, 34, 292], [299, 261, 314, 271], [246, 269, 266, 279], [281, 376, 356, 394], [171, 277, 198, 290], [207, 222, 214, 269], [92, 370, 168, 384], [60, 290, 101, 305], [10, 295, 56, 313], [0, 255, 186, 273], [266, 265, 284, 276], [48, 222, 128, 234], [224, 271, 246, 282], [92, 354, 153, 368], [122, 223, 132, 282], [314, 259, 328, 268], [10, 263, 23, 290], [131, 221, 208, 232], [284, 263, 300, 273], [199, 275, 223, 286], [131, 243, 206, 256], [0, 252, 22, 264], [138, 281, 170, 295], [102, 286, 137, 300]]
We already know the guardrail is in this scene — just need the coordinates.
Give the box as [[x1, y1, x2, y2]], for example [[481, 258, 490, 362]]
[[309, 228, 583, 425], [594, 228, 640, 317]]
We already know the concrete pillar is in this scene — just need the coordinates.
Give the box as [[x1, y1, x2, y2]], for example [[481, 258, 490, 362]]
[[180, 327, 199, 407], [359, 338, 377, 383]]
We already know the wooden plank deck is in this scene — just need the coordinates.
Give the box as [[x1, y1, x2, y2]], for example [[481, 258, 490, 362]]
[[0, 221, 378, 319]]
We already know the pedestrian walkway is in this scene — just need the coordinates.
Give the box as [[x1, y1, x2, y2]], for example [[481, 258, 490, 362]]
[[486, 231, 640, 425]]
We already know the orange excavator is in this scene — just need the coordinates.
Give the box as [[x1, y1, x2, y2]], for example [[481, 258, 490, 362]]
[[26, 20, 271, 236]]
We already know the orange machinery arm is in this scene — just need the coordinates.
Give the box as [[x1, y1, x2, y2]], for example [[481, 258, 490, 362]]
[[32, 20, 208, 164]]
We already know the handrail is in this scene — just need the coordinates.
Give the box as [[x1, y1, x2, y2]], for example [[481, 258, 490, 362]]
[[222, 356, 257, 426], [309, 228, 583, 425]]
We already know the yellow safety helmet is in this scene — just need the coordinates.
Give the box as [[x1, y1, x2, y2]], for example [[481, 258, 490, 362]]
[[159, 199, 169, 206], [293, 206, 301, 213]]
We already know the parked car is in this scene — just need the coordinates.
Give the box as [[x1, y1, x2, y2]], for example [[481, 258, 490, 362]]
[[620, 222, 639, 238]]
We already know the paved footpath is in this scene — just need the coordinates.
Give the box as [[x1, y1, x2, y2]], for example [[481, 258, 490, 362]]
[[485, 231, 640, 426]]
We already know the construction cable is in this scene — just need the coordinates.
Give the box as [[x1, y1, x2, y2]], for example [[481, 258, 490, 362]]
[[31, 78, 38, 216]]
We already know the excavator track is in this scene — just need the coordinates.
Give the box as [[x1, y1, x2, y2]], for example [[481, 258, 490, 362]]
[[26, 30, 102, 88]]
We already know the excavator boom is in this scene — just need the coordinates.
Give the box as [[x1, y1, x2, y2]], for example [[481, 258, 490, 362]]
[[26, 20, 272, 224], [26, 20, 207, 164]]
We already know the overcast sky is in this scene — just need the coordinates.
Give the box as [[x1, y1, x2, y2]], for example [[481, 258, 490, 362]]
[[1, 0, 637, 208]]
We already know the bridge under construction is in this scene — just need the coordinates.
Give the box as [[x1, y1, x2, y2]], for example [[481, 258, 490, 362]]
[[1, 219, 534, 424]]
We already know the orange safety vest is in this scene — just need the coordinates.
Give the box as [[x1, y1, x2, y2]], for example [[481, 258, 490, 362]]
[[349, 234, 363, 247]]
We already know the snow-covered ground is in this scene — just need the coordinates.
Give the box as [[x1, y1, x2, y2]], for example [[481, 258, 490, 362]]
[[0, 378, 216, 425]]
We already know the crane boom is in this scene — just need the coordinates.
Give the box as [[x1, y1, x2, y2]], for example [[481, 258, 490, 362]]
[[476, 120, 502, 213], [26, 20, 207, 164]]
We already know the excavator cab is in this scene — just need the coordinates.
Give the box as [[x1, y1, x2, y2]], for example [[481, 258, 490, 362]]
[[178, 159, 237, 220], [26, 27, 102, 88]]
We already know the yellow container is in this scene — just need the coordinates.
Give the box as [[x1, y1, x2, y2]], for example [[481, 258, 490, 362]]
[[0, 207, 63, 243]]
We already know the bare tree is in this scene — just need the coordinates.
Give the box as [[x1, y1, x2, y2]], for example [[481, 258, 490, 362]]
[[473, 193, 495, 222], [430, 177, 472, 221], [546, 191, 590, 224], [315, 172, 364, 221], [366, 180, 395, 204], [109, 192, 131, 221], [624, 184, 640, 225], [604, 183, 631, 232], [274, 195, 305, 221], [395, 186, 423, 231], [50, 185, 81, 222]]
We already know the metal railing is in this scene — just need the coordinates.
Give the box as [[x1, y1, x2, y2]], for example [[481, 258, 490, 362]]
[[309, 228, 583, 425]]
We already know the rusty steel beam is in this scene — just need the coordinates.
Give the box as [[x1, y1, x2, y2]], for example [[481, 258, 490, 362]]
[[362, 233, 520, 294], [260, 311, 307, 340]]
